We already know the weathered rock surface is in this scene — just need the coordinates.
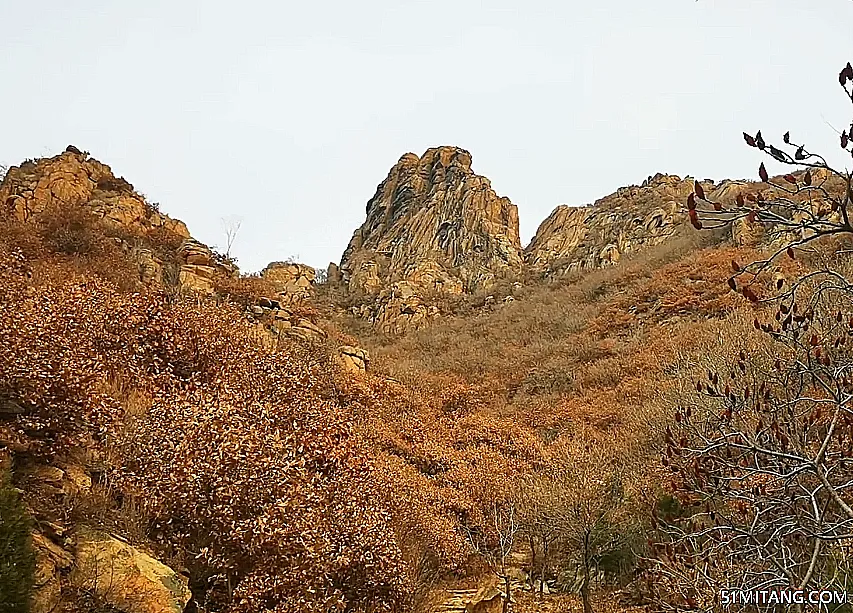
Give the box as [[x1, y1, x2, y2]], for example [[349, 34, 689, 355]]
[[262, 261, 316, 305], [0, 147, 239, 291], [525, 173, 703, 276], [71, 526, 191, 613], [341, 146, 523, 297], [176, 239, 222, 294], [349, 280, 442, 334], [466, 586, 504, 613], [246, 298, 328, 343], [31, 532, 72, 613], [338, 345, 370, 374], [525, 169, 848, 277], [0, 147, 189, 237]]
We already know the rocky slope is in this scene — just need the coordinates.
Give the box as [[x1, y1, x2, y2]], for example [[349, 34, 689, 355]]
[[524, 169, 845, 278], [1, 145, 190, 236], [0, 146, 240, 293]]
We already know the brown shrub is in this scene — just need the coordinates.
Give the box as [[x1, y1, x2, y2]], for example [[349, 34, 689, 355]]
[[40, 202, 106, 256], [213, 274, 278, 309]]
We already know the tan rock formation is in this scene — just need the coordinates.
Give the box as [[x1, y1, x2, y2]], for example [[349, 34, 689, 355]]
[[71, 527, 191, 613], [0, 148, 189, 237], [262, 261, 316, 305], [31, 532, 73, 613], [0, 148, 233, 291], [338, 345, 370, 374], [247, 299, 328, 343], [465, 586, 504, 613], [525, 169, 850, 277], [340, 146, 523, 296], [175, 238, 237, 294], [525, 173, 701, 276]]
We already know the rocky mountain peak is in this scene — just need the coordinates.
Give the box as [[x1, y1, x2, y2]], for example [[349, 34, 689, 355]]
[[0, 147, 243, 293], [341, 146, 522, 298]]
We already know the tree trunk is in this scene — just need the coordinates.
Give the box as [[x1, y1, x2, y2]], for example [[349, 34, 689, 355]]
[[528, 534, 536, 593], [503, 574, 512, 613], [540, 539, 549, 597], [581, 533, 593, 613], [581, 573, 592, 613]]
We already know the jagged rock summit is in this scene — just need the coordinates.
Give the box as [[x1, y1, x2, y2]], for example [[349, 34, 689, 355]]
[[524, 169, 845, 278], [340, 146, 523, 297]]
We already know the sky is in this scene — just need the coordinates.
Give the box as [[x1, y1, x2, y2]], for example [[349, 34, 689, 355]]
[[1, 0, 851, 273]]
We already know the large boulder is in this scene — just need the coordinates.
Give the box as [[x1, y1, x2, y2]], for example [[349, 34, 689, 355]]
[[466, 585, 504, 613], [337, 345, 370, 374], [176, 239, 238, 294], [262, 261, 316, 305], [71, 527, 191, 613]]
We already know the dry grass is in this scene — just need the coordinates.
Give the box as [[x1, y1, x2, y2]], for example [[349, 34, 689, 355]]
[[356, 239, 762, 434]]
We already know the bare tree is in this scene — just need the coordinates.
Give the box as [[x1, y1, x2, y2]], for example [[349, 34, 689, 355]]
[[221, 216, 243, 260], [550, 443, 631, 613], [517, 475, 560, 598], [646, 61, 853, 613], [466, 500, 521, 612], [687, 61, 853, 300]]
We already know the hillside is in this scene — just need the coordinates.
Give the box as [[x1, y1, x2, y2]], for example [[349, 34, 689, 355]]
[[1, 141, 850, 613]]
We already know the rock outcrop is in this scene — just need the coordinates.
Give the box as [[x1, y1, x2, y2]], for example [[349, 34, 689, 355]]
[[525, 173, 702, 276], [247, 297, 328, 343], [71, 526, 191, 613], [337, 345, 370, 374], [338, 146, 522, 332], [262, 261, 316, 305], [0, 147, 189, 237], [341, 146, 523, 297], [525, 169, 848, 278], [176, 238, 237, 294], [0, 147, 238, 293]]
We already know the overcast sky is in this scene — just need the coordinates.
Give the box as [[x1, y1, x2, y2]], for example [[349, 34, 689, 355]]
[[1, 0, 851, 272]]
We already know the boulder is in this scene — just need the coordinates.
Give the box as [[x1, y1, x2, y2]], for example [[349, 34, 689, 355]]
[[338, 346, 370, 374], [327, 262, 343, 283], [71, 527, 191, 613], [287, 318, 327, 341], [466, 585, 504, 613], [31, 532, 72, 613], [262, 262, 316, 305], [177, 238, 214, 267]]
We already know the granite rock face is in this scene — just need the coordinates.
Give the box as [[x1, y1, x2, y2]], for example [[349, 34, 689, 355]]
[[525, 169, 848, 278], [0, 147, 189, 237], [262, 262, 316, 305], [0, 147, 238, 292], [525, 173, 703, 276], [340, 146, 523, 297], [71, 527, 192, 613]]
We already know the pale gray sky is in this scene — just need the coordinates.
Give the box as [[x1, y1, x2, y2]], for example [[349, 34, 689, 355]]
[[2, 0, 851, 272]]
